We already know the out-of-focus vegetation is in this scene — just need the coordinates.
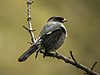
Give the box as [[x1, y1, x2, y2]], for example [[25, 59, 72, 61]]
[[0, 0, 100, 75]]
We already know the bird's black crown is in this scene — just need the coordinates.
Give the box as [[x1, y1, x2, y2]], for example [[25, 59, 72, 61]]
[[47, 16, 67, 23]]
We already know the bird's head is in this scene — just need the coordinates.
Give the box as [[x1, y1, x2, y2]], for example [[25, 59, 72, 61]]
[[47, 16, 67, 23]]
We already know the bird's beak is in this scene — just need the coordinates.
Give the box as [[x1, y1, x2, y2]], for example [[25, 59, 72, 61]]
[[63, 18, 68, 22]]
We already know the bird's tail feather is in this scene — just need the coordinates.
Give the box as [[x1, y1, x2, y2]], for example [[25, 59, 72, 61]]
[[18, 44, 39, 62]]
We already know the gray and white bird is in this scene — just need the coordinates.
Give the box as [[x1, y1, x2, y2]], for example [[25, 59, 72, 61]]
[[18, 16, 68, 62]]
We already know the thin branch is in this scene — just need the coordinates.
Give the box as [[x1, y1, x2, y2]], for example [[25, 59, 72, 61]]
[[91, 62, 97, 70], [27, 0, 36, 43], [22, 1, 100, 75], [40, 51, 99, 75], [23, 26, 36, 33], [23, 26, 29, 31], [70, 51, 77, 64]]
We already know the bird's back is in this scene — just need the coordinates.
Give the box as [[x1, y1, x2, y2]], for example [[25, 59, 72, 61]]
[[39, 21, 66, 54]]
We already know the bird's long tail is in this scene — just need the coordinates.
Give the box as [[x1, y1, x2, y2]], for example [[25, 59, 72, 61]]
[[18, 44, 39, 62]]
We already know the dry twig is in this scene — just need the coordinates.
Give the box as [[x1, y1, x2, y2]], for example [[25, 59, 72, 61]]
[[25, 0, 36, 43], [22, 0, 100, 75]]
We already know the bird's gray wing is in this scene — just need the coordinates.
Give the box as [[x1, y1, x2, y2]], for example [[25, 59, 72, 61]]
[[38, 22, 66, 54], [39, 22, 63, 37]]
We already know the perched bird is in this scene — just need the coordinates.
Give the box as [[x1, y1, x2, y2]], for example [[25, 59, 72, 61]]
[[18, 16, 68, 62]]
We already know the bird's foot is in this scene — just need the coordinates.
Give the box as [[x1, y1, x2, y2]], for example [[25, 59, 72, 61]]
[[35, 51, 39, 59]]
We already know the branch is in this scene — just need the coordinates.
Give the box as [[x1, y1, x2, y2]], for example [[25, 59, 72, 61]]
[[70, 51, 77, 64], [40, 51, 99, 75], [91, 62, 97, 70], [24, 0, 36, 43], [22, 0, 100, 75]]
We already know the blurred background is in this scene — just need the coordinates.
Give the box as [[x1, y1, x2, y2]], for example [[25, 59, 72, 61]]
[[0, 0, 100, 75]]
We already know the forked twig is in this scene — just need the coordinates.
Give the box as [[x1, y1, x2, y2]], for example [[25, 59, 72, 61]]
[[40, 51, 99, 75], [26, 0, 36, 43], [22, 0, 100, 75]]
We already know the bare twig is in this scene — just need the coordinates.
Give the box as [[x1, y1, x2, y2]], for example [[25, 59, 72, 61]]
[[22, 1, 100, 75], [91, 62, 97, 70], [23, 26, 29, 31], [23, 26, 36, 33], [70, 51, 77, 64], [27, 0, 36, 43], [40, 51, 99, 75]]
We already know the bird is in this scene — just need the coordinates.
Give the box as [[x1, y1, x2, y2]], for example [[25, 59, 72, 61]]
[[18, 16, 68, 62]]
